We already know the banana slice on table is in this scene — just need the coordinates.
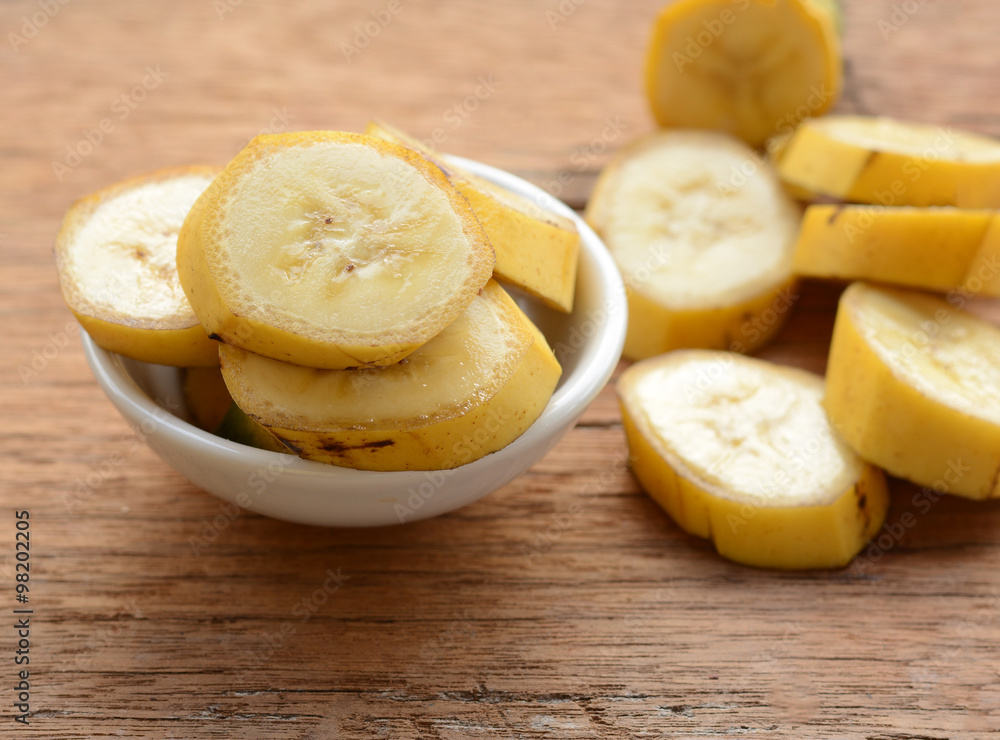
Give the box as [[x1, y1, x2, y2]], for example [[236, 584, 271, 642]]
[[177, 131, 495, 370], [825, 282, 1000, 500], [775, 115, 1000, 208], [586, 130, 801, 361], [618, 350, 888, 570], [644, 0, 842, 148], [793, 205, 1000, 295], [218, 281, 562, 471], [55, 166, 221, 366], [365, 120, 580, 313]]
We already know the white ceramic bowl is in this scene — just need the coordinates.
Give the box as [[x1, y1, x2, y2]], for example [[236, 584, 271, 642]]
[[80, 156, 627, 527]]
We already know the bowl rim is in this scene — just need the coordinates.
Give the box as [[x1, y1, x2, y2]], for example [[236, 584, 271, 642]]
[[80, 155, 628, 490]]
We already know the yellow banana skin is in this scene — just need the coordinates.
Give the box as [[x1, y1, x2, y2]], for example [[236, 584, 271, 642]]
[[777, 115, 1000, 208], [825, 282, 1000, 500], [794, 205, 1000, 296], [619, 351, 888, 570]]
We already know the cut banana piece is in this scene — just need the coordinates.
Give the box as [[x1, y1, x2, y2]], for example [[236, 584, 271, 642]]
[[825, 282, 1000, 500], [776, 115, 1000, 207], [182, 366, 233, 432], [586, 130, 801, 361], [213, 403, 290, 454], [793, 205, 1000, 296], [619, 350, 888, 570], [365, 120, 580, 312], [644, 0, 842, 148], [219, 281, 562, 471], [177, 131, 495, 370], [55, 166, 221, 367]]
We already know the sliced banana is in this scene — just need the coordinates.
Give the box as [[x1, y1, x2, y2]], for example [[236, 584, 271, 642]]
[[218, 281, 562, 471], [365, 120, 580, 312], [793, 205, 1000, 295], [213, 403, 290, 454], [586, 130, 801, 361], [177, 131, 495, 370], [644, 0, 842, 147], [825, 282, 1000, 500], [619, 350, 888, 570], [776, 115, 1000, 207], [182, 366, 234, 432], [55, 166, 221, 367]]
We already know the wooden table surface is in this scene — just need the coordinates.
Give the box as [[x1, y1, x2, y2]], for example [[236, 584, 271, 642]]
[[4, 0, 1000, 737]]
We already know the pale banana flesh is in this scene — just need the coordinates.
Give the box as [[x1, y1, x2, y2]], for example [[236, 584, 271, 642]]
[[365, 120, 580, 312], [586, 130, 801, 360], [825, 282, 1000, 500], [55, 166, 221, 367], [645, 0, 842, 147], [219, 281, 562, 471], [775, 115, 1000, 207], [177, 131, 495, 370], [794, 205, 1000, 296], [619, 350, 888, 570]]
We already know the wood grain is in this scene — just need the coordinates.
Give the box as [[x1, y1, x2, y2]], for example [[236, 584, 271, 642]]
[[3, 0, 1000, 737]]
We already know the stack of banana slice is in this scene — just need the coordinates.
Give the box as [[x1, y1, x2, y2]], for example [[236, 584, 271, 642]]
[[56, 127, 581, 471], [606, 0, 1000, 569]]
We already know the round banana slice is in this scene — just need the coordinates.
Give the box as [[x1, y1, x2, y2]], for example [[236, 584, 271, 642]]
[[586, 130, 801, 361], [177, 131, 495, 370], [645, 0, 842, 148], [793, 205, 1000, 295], [55, 166, 221, 366], [618, 350, 888, 570], [365, 119, 580, 313], [775, 115, 1000, 207], [219, 281, 562, 471], [825, 282, 1000, 500]]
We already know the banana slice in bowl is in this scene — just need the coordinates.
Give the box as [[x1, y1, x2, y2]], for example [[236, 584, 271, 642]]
[[220, 281, 561, 471], [55, 166, 221, 367], [79, 157, 628, 527], [177, 131, 495, 370]]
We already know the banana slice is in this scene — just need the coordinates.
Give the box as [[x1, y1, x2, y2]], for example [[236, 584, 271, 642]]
[[586, 130, 801, 361], [213, 403, 290, 454], [365, 120, 580, 312], [55, 166, 221, 367], [182, 366, 233, 431], [644, 0, 842, 147], [776, 115, 1000, 207], [218, 281, 561, 471], [177, 131, 495, 370], [619, 350, 888, 570], [825, 282, 1000, 500], [793, 205, 1000, 295]]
